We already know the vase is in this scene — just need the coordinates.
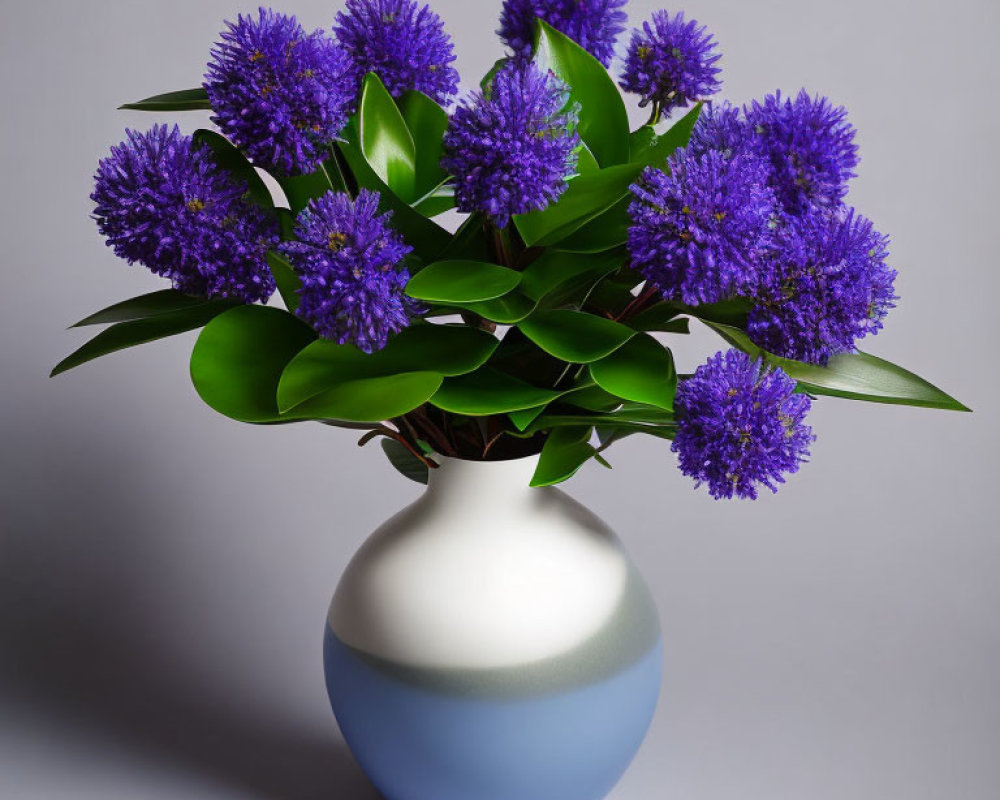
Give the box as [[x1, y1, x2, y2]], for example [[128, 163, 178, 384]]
[[324, 454, 662, 800]]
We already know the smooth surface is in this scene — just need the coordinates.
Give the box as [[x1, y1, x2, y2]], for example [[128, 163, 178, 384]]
[[1, 1, 998, 799]]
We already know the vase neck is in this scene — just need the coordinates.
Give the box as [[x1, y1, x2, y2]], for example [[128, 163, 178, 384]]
[[425, 455, 541, 509]]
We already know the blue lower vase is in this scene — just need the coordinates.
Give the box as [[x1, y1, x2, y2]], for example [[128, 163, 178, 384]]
[[324, 455, 662, 800]]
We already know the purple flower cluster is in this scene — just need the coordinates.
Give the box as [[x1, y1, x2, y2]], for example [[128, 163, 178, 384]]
[[92, 125, 277, 303], [498, 0, 628, 67], [280, 190, 415, 352], [620, 11, 721, 113], [673, 349, 814, 500], [335, 0, 460, 104], [628, 149, 776, 305], [204, 8, 354, 177], [442, 60, 580, 228], [749, 208, 897, 364]]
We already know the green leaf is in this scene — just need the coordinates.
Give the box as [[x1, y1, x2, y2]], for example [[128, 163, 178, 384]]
[[575, 143, 600, 175], [530, 427, 596, 487], [192, 129, 273, 208], [431, 368, 563, 415], [533, 21, 629, 166], [190, 305, 316, 423], [519, 248, 626, 303], [265, 252, 302, 312], [411, 180, 455, 217], [629, 103, 703, 166], [703, 322, 971, 412], [406, 260, 521, 303], [458, 292, 538, 324], [589, 333, 676, 410], [557, 197, 631, 253], [276, 164, 336, 216], [119, 88, 210, 111], [287, 371, 442, 422], [359, 73, 417, 201], [398, 90, 449, 197], [632, 298, 752, 331], [514, 164, 641, 247], [52, 299, 241, 377], [381, 438, 429, 484], [480, 58, 508, 92], [70, 290, 217, 327], [278, 324, 499, 412], [518, 310, 635, 363]]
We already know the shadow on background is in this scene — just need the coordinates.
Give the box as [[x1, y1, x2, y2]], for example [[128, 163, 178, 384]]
[[0, 422, 381, 800]]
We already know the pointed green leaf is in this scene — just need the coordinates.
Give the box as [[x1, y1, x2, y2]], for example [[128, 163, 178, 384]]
[[70, 290, 218, 327], [276, 163, 337, 216], [431, 368, 563, 414], [519, 248, 626, 303], [52, 300, 241, 377], [265, 252, 302, 312], [459, 292, 537, 324], [530, 427, 596, 487], [286, 371, 442, 422], [518, 310, 636, 363], [190, 306, 316, 423], [406, 260, 522, 303], [359, 73, 417, 201], [629, 103, 703, 166], [119, 88, 210, 111], [278, 324, 498, 412], [703, 322, 970, 411], [411, 180, 455, 217], [557, 197, 631, 253], [533, 21, 629, 166], [398, 90, 449, 197], [590, 333, 676, 409], [382, 438, 430, 484], [193, 129, 273, 208]]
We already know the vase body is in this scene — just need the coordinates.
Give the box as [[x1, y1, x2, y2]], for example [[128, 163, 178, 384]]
[[324, 455, 662, 800]]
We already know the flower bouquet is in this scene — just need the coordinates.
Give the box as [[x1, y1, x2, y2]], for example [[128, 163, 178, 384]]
[[53, 2, 968, 797]]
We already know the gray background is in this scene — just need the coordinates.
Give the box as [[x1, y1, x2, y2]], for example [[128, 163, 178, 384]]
[[1, 0, 997, 798]]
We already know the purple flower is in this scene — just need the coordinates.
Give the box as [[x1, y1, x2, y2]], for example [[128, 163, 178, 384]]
[[745, 90, 859, 213], [442, 60, 580, 228], [748, 207, 897, 365], [620, 11, 721, 113], [673, 349, 814, 500], [204, 8, 354, 177], [280, 190, 415, 352], [92, 125, 277, 303], [334, 0, 460, 104], [687, 100, 751, 159], [628, 149, 777, 305], [498, 0, 628, 67]]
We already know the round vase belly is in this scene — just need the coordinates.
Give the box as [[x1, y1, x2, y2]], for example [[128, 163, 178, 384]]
[[324, 456, 662, 800]]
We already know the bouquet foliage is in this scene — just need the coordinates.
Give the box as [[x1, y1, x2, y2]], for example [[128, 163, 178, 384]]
[[55, 0, 967, 496]]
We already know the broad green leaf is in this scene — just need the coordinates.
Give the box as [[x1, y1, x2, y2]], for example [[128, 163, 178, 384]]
[[431, 368, 563, 414], [193, 129, 273, 208], [514, 164, 641, 247], [382, 438, 429, 484], [286, 371, 442, 422], [278, 324, 498, 412], [359, 73, 417, 201], [704, 322, 970, 411], [276, 162, 338, 216], [557, 197, 631, 253], [632, 298, 752, 331], [70, 290, 216, 327], [629, 103, 703, 166], [519, 248, 626, 303], [534, 21, 629, 166], [518, 310, 635, 363], [411, 180, 455, 217], [265, 252, 302, 312], [398, 90, 448, 197], [406, 260, 521, 303], [480, 58, 508, 93], [528, 414, 674, 436], [530, 427, 596, 487], [589, 333, 676, 410], [119, 88, 210, 111], [460, 292, 537, 324], [52, 300, 241, 377], [337, 136, 451, 258], [575, 143, 600, 175], [190, 306, 316, 422], [508, 404, 549, 432]]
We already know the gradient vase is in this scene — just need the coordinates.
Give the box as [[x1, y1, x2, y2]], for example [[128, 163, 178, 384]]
[[323, 455, 662, 800]]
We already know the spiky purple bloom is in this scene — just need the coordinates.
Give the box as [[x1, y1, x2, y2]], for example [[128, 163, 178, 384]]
[[628, 149, 777, 305], [92, 125, 277, 302], [745, 90, 859, 213], [673, 349, 814, 500], [498, 0, 628, 67], [620, 11, 721, 112], [204, 8, 354, 177], [687, 100, 751, 159], [748, 207, 897, 365], [280, 190, 415, 352], [334, 0, 460, 104], [442, 61, 580, 228]]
